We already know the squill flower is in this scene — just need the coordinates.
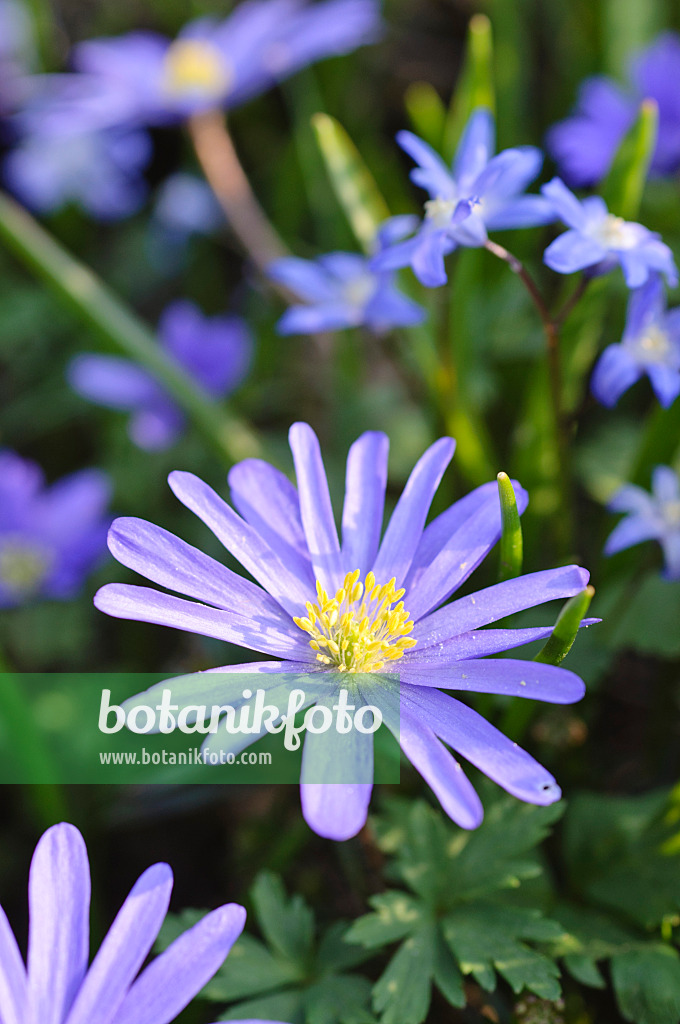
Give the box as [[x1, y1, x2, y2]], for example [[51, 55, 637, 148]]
[[605, 465, 680, 580]]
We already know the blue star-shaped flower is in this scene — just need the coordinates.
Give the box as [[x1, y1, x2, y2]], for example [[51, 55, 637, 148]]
[[605, 466, 680, 580]]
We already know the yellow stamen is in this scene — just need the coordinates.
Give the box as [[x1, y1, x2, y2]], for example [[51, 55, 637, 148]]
[[162, 39, 231, 98], [294, 570, 417, 673]]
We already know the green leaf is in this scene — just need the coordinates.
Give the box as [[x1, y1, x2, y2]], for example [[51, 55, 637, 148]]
[[432, 931, 466, 1008], [534, 586, 595, 666], [203, 934, 304, 1002], [443, 14, 495, 161], [442, 904, 563, 1000], [305, 975, 373, 1024], [611, 946, 680, 1024], [318, 921, 377, 971], [404, 82, 446, 152], [345, 893, 425, 949], [311, 113, 390, 252], [219, 989, 305, 1024], [372, 923, 437, 1024], [601, 99, 658, 220], [251, 871, 315, 965], [497, 471, 523, 582]]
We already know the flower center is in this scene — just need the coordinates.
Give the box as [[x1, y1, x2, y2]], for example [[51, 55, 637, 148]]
[[294, 570, 417, 673], [0, 538, 51, 597], [663, 499, 680, 529], [162, 40, 231, 99], [596, 214, 639, 250], [635, 325, 672, 363], [343, 273, 377, 311], [424, 197, 459, 230]]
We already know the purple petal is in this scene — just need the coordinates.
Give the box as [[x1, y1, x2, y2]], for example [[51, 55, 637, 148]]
[[604, 515, 661, 556], [402, 625, 565, 661], [168, 471, 310, 615], [370, 235, 421, 273], [268, 257, 336, 302], [486, 194, 556, 230], [543, 229, 606, 275], [27, 823, 90, 1024], [540, 177, 588, 230], [396, 130, 455, 198], [652, 466, 680, 504], [65, 864, 173, 1024], [288, 422, 344, 592], [128, 407, 183, 451], [277, 303, 357, 335], [300, 783, 373, 841], [341, 431, 389, 576], [623, 274, 666, 340], [411, 231, 450, 287], [68, 355, 159, 410], [0, 906, 26, 1024], [647, 364, 680, 407], [453, 108, 495, 191], [397, 657, 586, 704], [661, 531, 680, 581], [94, 584, 312, 660], [415, 565, 590, 645], [591, 344, 641, 406], [372, 437, 455, 585], [111, 904, 246, 1024], [402, 685, 561, 805], [608, 483, 655, 515]]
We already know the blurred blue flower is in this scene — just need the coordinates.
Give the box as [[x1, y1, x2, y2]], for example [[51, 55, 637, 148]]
[[269, 217, 426, 334], [45, 0, 381, 130], [542, 177, 678, 288], [0, 0, 35, 114], [548, 33, 680, 187], [592, 274, 680, 408], [0, 821, 280, 1024], [372, 109, 554, 287], [3, 121, 151, 219], [0, 450, 111, 608], [152, 172, 222, 238], [95, 422, 592, 840], [69, 300, 252, 451], [605, 466, 680, 580]]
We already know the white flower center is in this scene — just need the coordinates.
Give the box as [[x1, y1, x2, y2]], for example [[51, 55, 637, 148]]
[[162, 39, 232, 99], [424, 197, 459, 230], [343, 273, 377, 311], [634, 325, 672, 364], [0, 538, 51, 597], [663, 499, 680, 529], [595, 214, 640, 251]]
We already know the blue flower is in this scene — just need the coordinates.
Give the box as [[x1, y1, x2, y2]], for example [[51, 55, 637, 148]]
[[269, 217, 426, 334], [38, 0, 380, 130], [3, 120, 151, 219], [542, 177, 678, 288], [605, 466, 680, 580], [95, 423, 593, 840], [0, 450, 111, 607], [69, 300, 252, 450], [0, 821, 286, 1024], [0, 0, 34, 113], [372, 109, 554, 287], [548, 33, 680, 187], [592, 274, 680, 408]]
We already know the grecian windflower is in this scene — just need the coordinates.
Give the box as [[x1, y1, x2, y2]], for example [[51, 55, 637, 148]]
[[68, 300, 252, 451], [548, 33, 680, 187], [605, 466, 680, 581], [591, 274, 680, 408], [371, 108, 554, 288], [0, 451, 111, 608], [0, 821, 287, 1024], [53, 0, 381, 129], [541, 177, 678, 289], [95, 423, 593, 841], [269, 217, 426, 334]]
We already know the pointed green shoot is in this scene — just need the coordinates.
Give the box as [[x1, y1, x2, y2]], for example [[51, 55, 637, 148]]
[[535, 586, 595, 666], [311, 112, 390, 253], [601, 99, 658, 221], [0, 191, 259, 465], [405, 81, 447, 152], [443, 13, 495, 161], [497, 471, 523, 581]]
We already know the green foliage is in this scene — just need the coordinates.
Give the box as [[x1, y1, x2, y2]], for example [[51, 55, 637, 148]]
[[534, 586, 595, 666], [443, 14, 495, 161], [601, 99, 659, 220], [497, 471, 524, 582]]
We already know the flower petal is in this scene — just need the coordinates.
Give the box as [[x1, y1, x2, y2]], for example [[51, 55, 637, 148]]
[[341, 431, 389, 576], [591, 344, 641, 406], [267, 257, 336, 302], [402, 624, 588, 661], [541, 177, 588, 230], [453, 108, 495, 191], [65, 864, 173, 1024], [289, 422, 344, 592], [111, 904, 246, 1024], [68, 355, 160, 410], [300, 782, 373, 841], [647, 364, 680, 407], [397, 657, 586, 703], [543, 229, 605, 275], [27, 823, 90, 1024], [415, 565, 590, 645], [396, 130, 455, 198], [372, 437, 455, 584], [0, 906, 27, 1024], [604, 515, 661, 556]]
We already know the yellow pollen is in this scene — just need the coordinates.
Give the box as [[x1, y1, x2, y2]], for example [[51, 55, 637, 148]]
[[162, 39, 231, 98], [0, 540, 51, 597], [293, 570, 417, 673]]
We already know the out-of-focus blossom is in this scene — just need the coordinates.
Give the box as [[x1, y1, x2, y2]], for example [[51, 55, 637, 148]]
[[3, 121, 151, 219], [542, 177, 678, 288], [605, 466, 680, 580], [372, 109, 554, 288], [269, 217, 426, 334], [548, 34, 680, 187], [48, 0, 381, 130], [152, 172, 223, 239], [68, 301, 252, 451], [0, 0, 35, 114], [592, 274, 680, 408], [0, 450, 111, 608], [0, 821, 286, 1024], [95, 423, 593, 841]]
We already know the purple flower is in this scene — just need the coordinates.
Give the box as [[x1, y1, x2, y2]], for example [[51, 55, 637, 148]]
[[3, 121, 151, 219], [0, 450, 111, 608], [0, 821, 284, 1024], [592, 274, 680, 408], [605, 466, 680, 580], [372, 109, 554, 288], [548, 34, 680, 187], [53, 0, 380, 130], [95, 423, 592, 841], [269, 217, 426, 334], [542, 177, 678, 288], [152, 172, 222, 239], [68, 301, 252, 451]]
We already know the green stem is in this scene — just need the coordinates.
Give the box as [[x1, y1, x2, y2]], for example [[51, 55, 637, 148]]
[[0, 191, 260, 465]]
